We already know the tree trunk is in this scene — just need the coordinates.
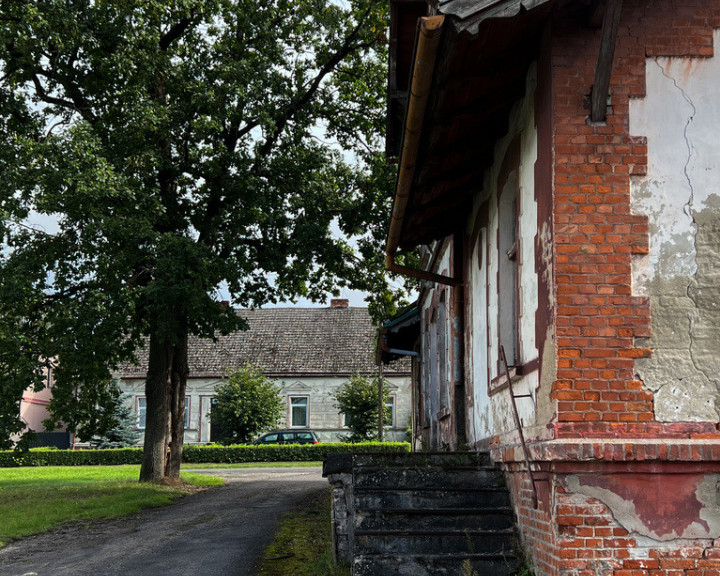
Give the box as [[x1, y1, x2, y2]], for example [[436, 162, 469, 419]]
[[139, 331, 173, 482], [165, 321, 189, 480], [377, 364, 384, 442]]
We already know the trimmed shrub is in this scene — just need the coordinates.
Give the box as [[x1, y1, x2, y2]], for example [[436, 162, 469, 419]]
[[182, 441, 410, 464], [0, 442, 410, 467], [0, 447, 143, 467]]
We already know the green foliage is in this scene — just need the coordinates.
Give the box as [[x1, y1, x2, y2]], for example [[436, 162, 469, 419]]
[[0, 448, 143, 467], [210, 364, 283, 445], [182, 441, 410, 463], [256, 487, 349, 576], [0, 442, 410, 467], [334, 375, 389, 442], [0, 465, 221, 546], [90, 392, 141, 448], [0, 0, 414, 465]]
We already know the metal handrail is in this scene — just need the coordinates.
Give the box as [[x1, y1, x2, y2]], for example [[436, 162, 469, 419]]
[[500, 345, 539, 509]]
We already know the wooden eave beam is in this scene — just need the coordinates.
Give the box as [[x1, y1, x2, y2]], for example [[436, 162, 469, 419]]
[[590, 0, 623, 123], [385, 15, 461, 287]]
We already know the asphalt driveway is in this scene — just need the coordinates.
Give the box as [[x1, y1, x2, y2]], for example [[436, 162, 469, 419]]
[[0, 467, 326, 576]]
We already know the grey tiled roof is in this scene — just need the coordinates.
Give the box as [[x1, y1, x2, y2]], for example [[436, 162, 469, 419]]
[[118, 307, 410, 378]]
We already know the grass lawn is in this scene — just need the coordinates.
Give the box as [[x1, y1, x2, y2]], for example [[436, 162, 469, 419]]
[[255, 486, 349, 576], [0, 465, 223, 547]]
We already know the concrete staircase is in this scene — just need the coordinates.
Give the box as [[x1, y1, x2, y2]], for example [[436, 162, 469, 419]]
[[350, 452, 522, 576]]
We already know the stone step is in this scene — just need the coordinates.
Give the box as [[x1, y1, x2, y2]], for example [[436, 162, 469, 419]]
[[354, 487, 512, 510], [355, 507, 516, 532], [353, 553, 522, 576], [353, 466, 505, 490], [354, 529, 516, 556], [352, 452, 494, 470]]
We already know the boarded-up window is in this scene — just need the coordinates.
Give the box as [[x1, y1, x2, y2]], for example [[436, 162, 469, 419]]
[[498, 166, 519, 368]]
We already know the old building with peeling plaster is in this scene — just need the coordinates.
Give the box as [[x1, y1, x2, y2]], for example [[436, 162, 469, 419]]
[[373, 0, 720, 574]]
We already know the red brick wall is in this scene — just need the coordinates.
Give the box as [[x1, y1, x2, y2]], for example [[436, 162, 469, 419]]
[[506, 465, 559, 576], [554, 478, 720, 576], [505, 2, 720, 575], [507, 463, 720, 576], [550, 0, 720, 439]]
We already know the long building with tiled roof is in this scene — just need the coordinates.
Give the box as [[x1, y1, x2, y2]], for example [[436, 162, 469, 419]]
[[117, 300, 411, 443], [118, 304, 409, 379]]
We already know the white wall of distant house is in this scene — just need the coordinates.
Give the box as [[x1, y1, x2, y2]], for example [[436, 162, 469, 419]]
[[119, 374, 412, 444]]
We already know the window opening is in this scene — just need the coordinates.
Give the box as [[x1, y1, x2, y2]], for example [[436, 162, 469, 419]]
[[290, 396, 308, 428], [137, 397, 147, 430]]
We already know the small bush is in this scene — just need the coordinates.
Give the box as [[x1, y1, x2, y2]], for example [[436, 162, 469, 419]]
[[211, 364, 284, 445], [334, 374, 390, 442], [0, 442, 410, 467]]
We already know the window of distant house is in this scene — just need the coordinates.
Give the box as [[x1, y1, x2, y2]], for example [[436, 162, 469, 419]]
[[290, 397, 308, 428], [137, 397, 147, 430], [498, 158, 519, 371], [342, 412, 351, 428], [384, 396, 395, 427], [137, 398, 188, 430]]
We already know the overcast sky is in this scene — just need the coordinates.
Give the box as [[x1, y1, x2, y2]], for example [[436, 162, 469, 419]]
[[24, 211, 372, 309]]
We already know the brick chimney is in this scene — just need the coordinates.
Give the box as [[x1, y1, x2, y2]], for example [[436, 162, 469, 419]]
[[330, 298, 349, 309]]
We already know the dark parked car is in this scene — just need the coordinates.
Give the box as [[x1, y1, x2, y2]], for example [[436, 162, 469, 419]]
[[252, 430, 320, 445]]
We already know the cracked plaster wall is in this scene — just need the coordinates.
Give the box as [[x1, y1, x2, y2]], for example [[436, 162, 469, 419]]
[[566, 473, 720, 542], [629, 34, 720, 422]]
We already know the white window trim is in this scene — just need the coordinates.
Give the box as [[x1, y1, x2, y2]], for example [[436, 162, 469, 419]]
[[385, 395, 396, 428], [184, 396, 190, 430], [289, 396, 309, 429], [137, 397, 146, 430], [137, 397, 189, 431]]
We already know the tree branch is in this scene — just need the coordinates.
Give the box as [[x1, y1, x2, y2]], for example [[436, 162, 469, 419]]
[[159, 10, 197, 51], [254, 9, 374, 163]]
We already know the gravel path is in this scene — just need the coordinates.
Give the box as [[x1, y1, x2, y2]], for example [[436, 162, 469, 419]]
[[0, 467, 326, 576]]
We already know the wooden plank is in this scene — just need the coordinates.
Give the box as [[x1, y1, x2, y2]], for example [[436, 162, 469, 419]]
[[591, 0, 623, 123]]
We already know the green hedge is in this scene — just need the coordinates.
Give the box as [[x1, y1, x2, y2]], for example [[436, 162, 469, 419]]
[[0, 442, 410, 467]]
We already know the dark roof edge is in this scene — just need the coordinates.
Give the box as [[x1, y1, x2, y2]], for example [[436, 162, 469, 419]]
[[383, 302, 421, 331], [440, 0, 554, 34]]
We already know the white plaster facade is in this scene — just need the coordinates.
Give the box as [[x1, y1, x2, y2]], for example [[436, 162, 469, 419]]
[[415, 64, 542, 450], [630, 32, 720, 422], [464, 63, 540, 445]]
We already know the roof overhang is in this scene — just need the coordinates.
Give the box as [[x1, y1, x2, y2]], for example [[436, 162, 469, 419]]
[[386, 0, 561, 252], [376, 303, 421, 365]]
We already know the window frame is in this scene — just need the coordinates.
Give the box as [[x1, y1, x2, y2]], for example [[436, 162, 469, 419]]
[[137, 397, 147, 430], [289, 396, 309, 429], [384, 395, 396, 428], [491, 135, 522, 395]]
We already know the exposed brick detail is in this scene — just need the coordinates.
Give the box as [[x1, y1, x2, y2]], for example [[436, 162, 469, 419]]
[[505, 466, 720, 576], [550, 0, 720, 435], [505, 2, 720, 575]]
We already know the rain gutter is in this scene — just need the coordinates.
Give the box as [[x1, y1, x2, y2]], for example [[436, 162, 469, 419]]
[[384, 14, 460, 288]]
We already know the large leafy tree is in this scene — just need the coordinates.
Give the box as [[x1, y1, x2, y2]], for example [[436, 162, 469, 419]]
[[0, 0, 410, 480]]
